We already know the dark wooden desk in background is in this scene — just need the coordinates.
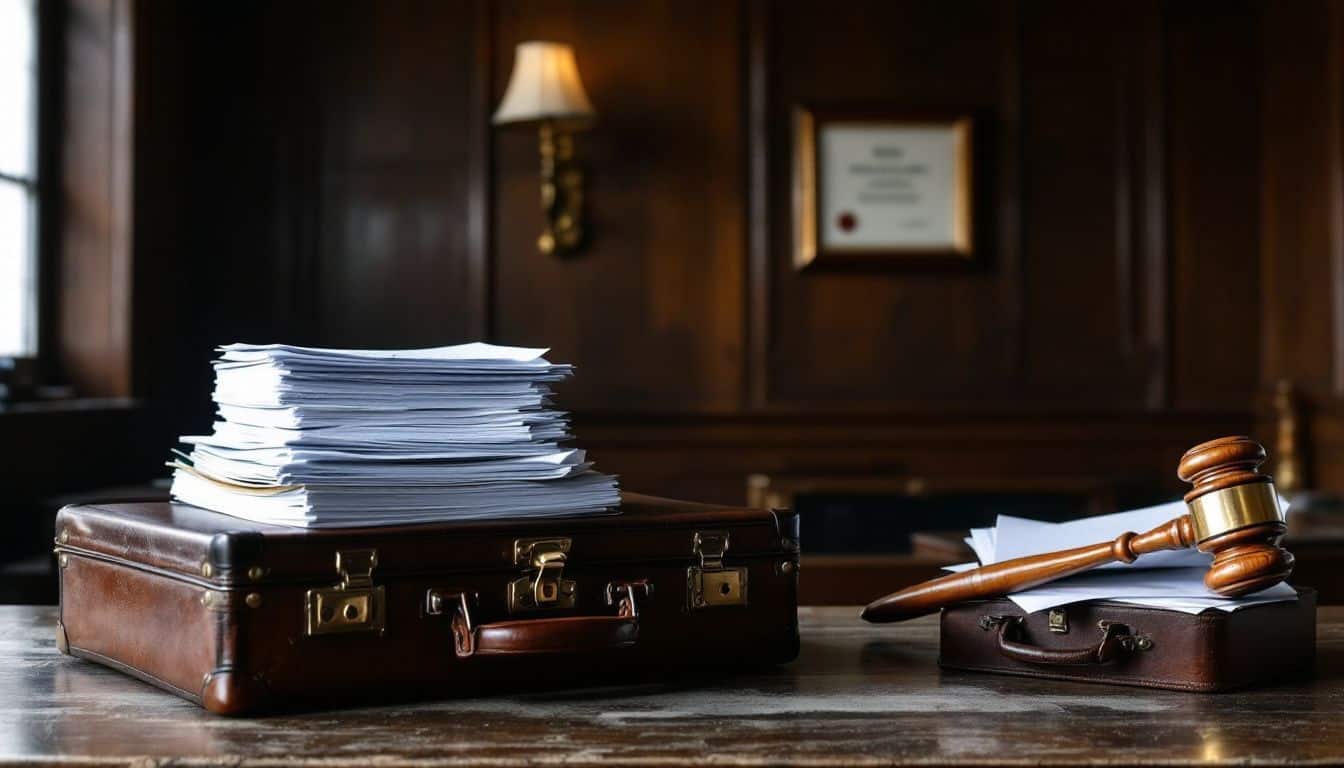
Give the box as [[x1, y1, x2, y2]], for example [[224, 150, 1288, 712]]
[[2, 605, 1341, 766]]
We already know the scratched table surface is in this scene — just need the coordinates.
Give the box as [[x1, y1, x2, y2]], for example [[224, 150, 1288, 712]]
[[3, 605, 1344, 767]]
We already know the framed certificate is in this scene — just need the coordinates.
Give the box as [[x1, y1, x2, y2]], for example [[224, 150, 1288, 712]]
[[793, 108, 974, 269]]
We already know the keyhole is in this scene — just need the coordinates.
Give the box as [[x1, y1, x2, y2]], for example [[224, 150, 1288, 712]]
[[720, 582, 732, 596], [320, 605, 335, 623], [343, 603, 360, 620]]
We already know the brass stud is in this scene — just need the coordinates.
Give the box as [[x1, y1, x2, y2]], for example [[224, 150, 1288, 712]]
[[247, 566, 264, 581], [58, 529, 69, 544], [58, 554, 68, 568], [245, 593, 262, 609], [201, 562, 214, 578], [200, 591, 213, 607], [780, 560, 796, 575]]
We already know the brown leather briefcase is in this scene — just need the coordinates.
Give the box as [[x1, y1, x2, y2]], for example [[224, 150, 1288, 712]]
[[939, 589, 1316, 692], [54, 493, 800, 715]]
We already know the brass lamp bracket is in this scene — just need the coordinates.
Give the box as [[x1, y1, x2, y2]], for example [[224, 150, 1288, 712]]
[[537, 121, 586, 257]]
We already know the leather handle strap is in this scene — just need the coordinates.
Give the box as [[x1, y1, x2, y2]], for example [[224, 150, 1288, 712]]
[[993, 617, 1130, 666], [431, 581, 648, 659]]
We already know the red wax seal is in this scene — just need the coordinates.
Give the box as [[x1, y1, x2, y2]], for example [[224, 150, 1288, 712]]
[[837, 211, 857, 232]]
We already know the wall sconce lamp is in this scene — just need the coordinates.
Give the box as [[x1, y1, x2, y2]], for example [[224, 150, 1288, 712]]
[[493, 41, 597, 257]]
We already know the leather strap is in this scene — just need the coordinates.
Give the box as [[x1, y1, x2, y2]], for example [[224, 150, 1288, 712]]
[[438, 582, 645, 658], [994, 617, 1129, 666]]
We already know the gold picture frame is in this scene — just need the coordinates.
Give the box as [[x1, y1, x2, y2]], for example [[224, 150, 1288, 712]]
[[793, 107, 975, 269]]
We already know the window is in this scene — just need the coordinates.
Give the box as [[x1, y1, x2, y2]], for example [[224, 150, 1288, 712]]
[[0, 0, 38, 358]]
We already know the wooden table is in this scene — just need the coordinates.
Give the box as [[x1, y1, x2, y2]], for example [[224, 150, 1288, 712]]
[[3, 605, 1342, 766]]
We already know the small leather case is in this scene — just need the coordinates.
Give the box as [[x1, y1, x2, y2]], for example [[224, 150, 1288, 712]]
[[939, 588, 1316, 692]]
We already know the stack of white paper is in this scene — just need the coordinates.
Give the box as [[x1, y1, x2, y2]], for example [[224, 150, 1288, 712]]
[[947, 499, 1298, 615], [169, 342, 620, 527]]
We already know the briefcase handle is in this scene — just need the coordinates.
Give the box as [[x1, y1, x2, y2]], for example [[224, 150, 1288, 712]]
[[427, 581, 649, 658], [985, 615, 1134, 666]]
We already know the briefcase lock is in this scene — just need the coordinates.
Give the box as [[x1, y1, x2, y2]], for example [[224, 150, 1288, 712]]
[[304, 549, 386, 636], [509, 537, 576, 613], [688, 530, 748, 609]]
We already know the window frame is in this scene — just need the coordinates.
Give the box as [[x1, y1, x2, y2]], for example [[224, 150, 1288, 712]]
[[0, 0, 44, 365], [1, 0, 138, 406], [33, 0, 61, 382]]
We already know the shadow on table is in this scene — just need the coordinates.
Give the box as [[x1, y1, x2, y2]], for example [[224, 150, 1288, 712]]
[[50, 650, 797, 718]]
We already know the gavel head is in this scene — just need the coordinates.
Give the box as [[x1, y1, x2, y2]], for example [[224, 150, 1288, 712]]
[[1178, 436, 1294, 597]]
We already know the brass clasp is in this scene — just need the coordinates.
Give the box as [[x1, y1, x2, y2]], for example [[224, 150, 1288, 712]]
[[508, 537, 576, 613], [531, 548, 567, 605], [687, 530, 748, 609], [1098, 620, 1155, 652], [304, 549, 385, 636], [1048, 608, 1069, 634], [338, 549, 376, 590]]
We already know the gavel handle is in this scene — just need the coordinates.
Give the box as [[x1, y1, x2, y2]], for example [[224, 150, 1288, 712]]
[[860, 515, 1199, 623]]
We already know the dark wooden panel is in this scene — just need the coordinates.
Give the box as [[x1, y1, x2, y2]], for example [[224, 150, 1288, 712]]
[[1166, 0, 1262, 411], [1304, 3, 1344, 493], [1261, 0, 1339, 401], [305, 0, 487, 347], [1014, 0, 1160, 408], [160, 0, 487, 350], [122, 0, 490, 441], [761, 1, 1175, 411], [59, 0, 134, 397], [575, 411, 1252, 506], [764, 0, 1018, 407], [491, 0, 745, 412], [128, 0, 193, 445], [129, 1, 307, 440]]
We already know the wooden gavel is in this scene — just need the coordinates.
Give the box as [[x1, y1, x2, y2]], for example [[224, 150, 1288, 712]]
[[861, 436, 1295, 623]]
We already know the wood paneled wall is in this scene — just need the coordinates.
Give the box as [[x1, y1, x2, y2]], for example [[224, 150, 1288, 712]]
[[493, 0, 746, 413], [1261, 0, 1344, 490], [116, 0, 1327, 506], [59, 0, 135, 398]]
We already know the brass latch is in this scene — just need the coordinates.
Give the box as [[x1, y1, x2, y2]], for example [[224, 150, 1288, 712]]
[[1048, 608, 1069, 634], [1099, 620, 1154, 652], [508, 537, 576, 613], [687, 530, 748, 609], [305, 549, 385, 636]]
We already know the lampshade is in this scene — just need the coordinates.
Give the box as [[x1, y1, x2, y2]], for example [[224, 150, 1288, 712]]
[[493, 41, 596, 125]]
